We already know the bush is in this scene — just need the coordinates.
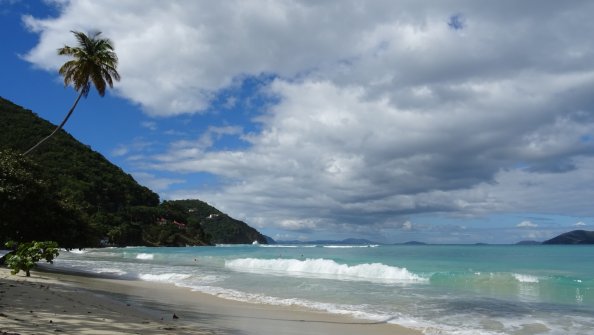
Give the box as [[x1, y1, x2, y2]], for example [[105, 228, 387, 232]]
[[4, 241, 59, 277]]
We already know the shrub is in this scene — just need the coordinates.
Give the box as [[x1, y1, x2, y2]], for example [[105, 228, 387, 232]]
[[4, 241, 59, 277]]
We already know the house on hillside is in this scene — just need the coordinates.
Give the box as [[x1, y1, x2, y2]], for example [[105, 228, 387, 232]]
[[172, 220, 186, 229]]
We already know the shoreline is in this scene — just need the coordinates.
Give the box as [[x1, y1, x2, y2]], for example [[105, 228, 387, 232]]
[[0, 266, 421, 335]]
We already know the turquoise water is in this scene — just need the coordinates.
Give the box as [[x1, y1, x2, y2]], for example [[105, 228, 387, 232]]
[[51, 244, 594, 334]]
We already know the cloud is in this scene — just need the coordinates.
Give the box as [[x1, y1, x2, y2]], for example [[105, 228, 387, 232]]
[[517, 221, 538, 228], [475, 157, 594, 216], [111, 144, 128, 157], [574, 221, 587, 227], [131, 172, 184, 193], [26, 1, 594, 118], [22, 0, 401, 116], [277, 219, 321, 232], [22, 1, 594, 240], [163, 125, 244, 156], [401, 221, 413, 231], [141, 121, 157, 131], [520, 230, 552, 241], [110, 137, 155, 158]]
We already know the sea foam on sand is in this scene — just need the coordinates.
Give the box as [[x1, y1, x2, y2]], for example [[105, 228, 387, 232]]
[[0, 267, 420, 335]]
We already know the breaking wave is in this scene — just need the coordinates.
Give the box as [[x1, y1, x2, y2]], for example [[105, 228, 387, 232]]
[[513, 273, 540, 283], [323, 245, 379, 248], [136, 253, 154, 260], [225, 258, 426, 284], [138, 273, 191, 283]]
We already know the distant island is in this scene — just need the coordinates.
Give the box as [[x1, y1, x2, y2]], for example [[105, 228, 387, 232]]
[[274, 238, 379, 245], [512, 230, 594, 245], [516, 240, 541, 245], [542, 230, 594, 245], [401, 241, 427, 245]]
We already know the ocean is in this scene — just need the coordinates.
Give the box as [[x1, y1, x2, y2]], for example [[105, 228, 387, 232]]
[[49, 244, 593, 334]]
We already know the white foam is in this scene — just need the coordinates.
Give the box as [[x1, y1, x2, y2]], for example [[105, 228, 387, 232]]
[[93, 268, 127, 276], [513, 273, 539, 283], [258, 244, 318, 248], [225, 258, 427, 284], [64, 249, 87, 254], [259, 245, 300, 248], [185, 284, 497, 335], [323, 245, 379, 248], [186, 284, 392, 320], [136, 253, 154, 260], [138, 273, 191, 283]]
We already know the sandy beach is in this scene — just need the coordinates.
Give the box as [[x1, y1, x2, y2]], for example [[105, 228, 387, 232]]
[[0, 266, 421, 335]]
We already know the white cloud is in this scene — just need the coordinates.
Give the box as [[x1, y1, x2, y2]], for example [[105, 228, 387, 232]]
[[110, 138, 155, 159], [517, 221, 538, 228], [131, 172, 184, 193], [22, 0, 399, 116], [141, 121, 157, 131], [574, 221, 587, 227], [520, 230, 551, 241], [401, 221, 413, 231], [111, 144, 128, 157], [22, 1, 594, 240], [163, 125, 244, 156], [28, 1, 594, 117], [277, 219, 320, 232]]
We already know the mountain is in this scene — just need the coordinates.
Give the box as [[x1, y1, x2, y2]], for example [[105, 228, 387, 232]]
[[401, 241, 427, 245], [263, 235, 277, 244], [0, 96, 266, 247], [542, 230, 594, 245]]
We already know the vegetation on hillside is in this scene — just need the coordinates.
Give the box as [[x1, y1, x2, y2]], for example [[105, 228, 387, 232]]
[[1, 97, 267, 247], [0, 149, 91, 248], [166, 200, 268, 244]]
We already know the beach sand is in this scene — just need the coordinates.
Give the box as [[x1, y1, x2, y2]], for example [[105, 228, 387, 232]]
[[0, 267, 421, 335]]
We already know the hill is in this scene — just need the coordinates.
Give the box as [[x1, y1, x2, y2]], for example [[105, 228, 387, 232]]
[[542, 230, 594, 245], [0, 96, 266, 247], [164, 200, 268, 244], [401, 241, 427, 245]]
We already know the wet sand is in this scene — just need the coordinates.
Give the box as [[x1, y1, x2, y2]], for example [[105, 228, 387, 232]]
[[0, 267, 421, 335]]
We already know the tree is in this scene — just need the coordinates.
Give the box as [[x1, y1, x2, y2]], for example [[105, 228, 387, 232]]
[[1, 149, 53, 242], [0, 149, 92, 248], [4, 241, 60, 277], [24, 31, 120, 155]]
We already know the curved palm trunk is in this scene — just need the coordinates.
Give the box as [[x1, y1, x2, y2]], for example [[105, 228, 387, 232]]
[[23, 90, 85, 156]]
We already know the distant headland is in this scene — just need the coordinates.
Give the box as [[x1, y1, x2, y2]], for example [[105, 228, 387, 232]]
[[542, 230, 594, 245]]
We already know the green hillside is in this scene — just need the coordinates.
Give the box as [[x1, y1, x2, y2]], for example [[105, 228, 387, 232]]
[[167, 199, 268, 244], [0, 97, 266, 247]]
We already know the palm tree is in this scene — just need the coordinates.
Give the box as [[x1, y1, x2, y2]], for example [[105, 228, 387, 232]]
[[23, 31, 120, 156]]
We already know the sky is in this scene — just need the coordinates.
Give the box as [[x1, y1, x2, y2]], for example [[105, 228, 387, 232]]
[[2, 0, 594, 244]]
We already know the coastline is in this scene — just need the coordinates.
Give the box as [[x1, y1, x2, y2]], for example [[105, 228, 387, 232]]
[[0, 266, 421, 335]]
